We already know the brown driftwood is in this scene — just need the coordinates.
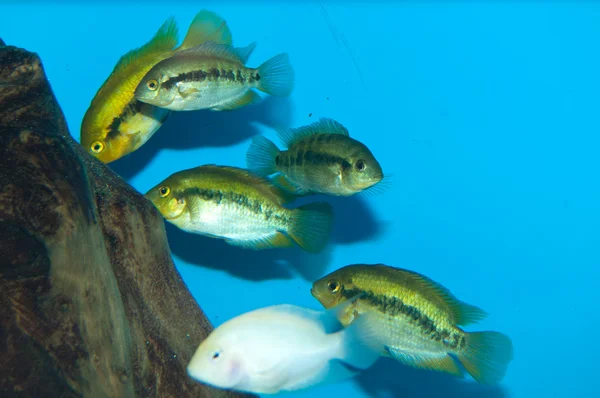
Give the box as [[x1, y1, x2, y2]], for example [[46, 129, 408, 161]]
[[0, 40, 254, 398]]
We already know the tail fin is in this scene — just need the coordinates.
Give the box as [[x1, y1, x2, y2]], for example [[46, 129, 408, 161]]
[[178, 9, 232, 51], [246, 135, 280, 176], [287, 202, 334, 253], [256, 53, 295, 97], [457, 331, 514, 385]]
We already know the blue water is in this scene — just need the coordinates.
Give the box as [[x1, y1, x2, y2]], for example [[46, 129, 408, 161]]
[[4, 2, 600, 397]]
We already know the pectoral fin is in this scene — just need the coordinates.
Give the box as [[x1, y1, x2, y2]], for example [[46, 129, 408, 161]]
[[178, 86, 200, 98]]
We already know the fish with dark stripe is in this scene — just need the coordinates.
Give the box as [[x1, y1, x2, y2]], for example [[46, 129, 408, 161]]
[[311, 264, 514, 385], [246, 118, 384, 196], [145, 165, 334, 253], [134, 40, 294, 111], [80, 10, 233, 163]]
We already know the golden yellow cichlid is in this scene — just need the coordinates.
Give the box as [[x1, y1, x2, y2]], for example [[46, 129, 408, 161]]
[[145, 165, 334, 253], [133, 41, 294, 111], [311, 264, 514, 385], [246, 118, 384, 196], [80, 10, 232, 163]]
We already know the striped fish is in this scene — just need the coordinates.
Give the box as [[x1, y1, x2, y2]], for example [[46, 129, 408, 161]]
[[246, 118, 384, 197], [80, 10, 232, 163], [311, 263, 514, 385], [134, 41, 294, 111], [145, 164, 333, 253]]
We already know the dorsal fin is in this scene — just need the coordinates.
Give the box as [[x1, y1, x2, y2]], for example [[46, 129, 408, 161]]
[[200, 165, 293, 203], [112, 17, 179, 76], [383, 266, 488, 326], [176, 9, 233, 51], [276, 117, 349, 148], [171, 41, 257, 64]]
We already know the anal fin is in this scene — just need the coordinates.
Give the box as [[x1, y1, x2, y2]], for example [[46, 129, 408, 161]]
[[385, 346, 464, 378], [212, 90, 261, 111], [225, 232, 294, 250], [270, 174, 307, 202]]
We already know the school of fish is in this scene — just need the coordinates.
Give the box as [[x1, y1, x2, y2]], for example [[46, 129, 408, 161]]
[[79, 8, 514, 396]]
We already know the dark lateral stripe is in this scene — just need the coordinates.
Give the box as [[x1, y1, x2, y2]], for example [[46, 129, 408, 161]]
[[305, 150, 351, 169], [343, 288, 466, 350], [162, 68, 261, 91], [279, 149, 351, 170], [106, 100, 144, 140], [180, 187, 287, 223]]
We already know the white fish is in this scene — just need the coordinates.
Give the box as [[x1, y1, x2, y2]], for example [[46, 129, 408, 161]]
[[186, 301, 380, 394]]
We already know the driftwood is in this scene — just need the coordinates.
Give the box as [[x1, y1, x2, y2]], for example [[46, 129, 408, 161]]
[[0, 39, 253, 398]]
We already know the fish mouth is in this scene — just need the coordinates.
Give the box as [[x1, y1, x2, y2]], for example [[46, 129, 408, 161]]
[[133, 86, 148, 103], [134, 87, 163, 107], [354, 179, 380, 190]]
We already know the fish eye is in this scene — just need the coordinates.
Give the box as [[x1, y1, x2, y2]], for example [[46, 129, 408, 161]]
[[327, 280, 340, 293], [158, 186, 170, 197], [147, 79, 159, 91], [212, 351, 221, 360], [355, 160, 366, 172], [90, 141, 104, 153]]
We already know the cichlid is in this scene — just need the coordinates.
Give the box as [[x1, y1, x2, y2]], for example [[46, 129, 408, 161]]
[[80, 10, 232, 163], [187, 301, 381, 394], [246, 118, 384, 196], [311, 264, 514, 385], [133, 41, 294, 111], [145, 164, 334, 253]]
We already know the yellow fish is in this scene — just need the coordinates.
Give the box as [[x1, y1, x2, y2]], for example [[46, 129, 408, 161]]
[[311, 264, 514, 385], [80, 10, 232, 163]]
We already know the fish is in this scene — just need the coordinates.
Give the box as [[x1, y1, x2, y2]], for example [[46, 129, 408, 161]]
[[133, 40, 294, 111], [80, 10, 233, 163], [186, 300, 382, 394], [246, 118, 384, 196], [145, 164, 334, 253], [311, 264, 514, 385]]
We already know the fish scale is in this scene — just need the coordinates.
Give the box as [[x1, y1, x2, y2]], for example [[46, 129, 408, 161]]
[[341, 286, 467, 354], [180, 185, 290, 239]]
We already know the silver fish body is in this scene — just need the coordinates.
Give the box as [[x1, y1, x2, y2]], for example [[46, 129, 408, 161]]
[[135, 42, 294, 111]]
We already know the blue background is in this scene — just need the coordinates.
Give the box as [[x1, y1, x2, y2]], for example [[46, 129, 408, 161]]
[[3, 2, 599, 397]]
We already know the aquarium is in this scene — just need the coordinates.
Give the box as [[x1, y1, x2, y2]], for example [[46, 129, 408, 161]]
[[2, 1, 600, 397]]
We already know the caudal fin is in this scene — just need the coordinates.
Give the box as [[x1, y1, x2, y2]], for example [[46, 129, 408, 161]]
[[287, 202, 334, 253], [246, 135, 280, 176], [256, 53, 295, 97], [458, 331, 514, 385]]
